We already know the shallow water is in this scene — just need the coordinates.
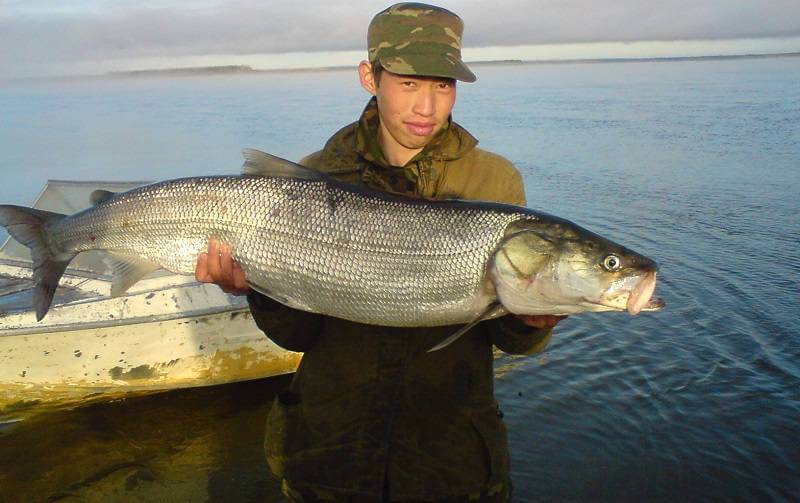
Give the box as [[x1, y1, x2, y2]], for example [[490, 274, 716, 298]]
[[1, 57, 799, 501], [0, 376, 291, 501]]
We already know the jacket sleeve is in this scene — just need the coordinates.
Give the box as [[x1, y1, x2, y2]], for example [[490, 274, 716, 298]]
[[246, 288, 323, 354], [482, 315, 553, 355]]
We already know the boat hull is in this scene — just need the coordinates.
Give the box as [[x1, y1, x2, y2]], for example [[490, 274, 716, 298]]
[[0, 259, 300, 415], [0, 306, 299, 413]]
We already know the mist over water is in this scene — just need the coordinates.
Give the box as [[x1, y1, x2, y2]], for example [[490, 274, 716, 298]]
[[1, 57, 799, 501]]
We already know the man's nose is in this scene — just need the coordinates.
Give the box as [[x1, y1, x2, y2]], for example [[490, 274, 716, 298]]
[[412, 86, 436, 117]]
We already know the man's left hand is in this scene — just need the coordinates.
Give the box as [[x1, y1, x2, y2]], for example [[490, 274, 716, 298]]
[[516, 314, 566, 329]]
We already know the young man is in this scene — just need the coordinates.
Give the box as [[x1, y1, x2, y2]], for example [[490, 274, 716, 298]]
[[196, 3, 564, 501]]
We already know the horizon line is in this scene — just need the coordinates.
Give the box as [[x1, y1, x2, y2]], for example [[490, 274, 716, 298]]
[[6, 50, 800, 84]]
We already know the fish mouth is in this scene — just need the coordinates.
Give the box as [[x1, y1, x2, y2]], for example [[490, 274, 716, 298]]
[[626, 270, 664, 315], [589, 270, 664, 314]]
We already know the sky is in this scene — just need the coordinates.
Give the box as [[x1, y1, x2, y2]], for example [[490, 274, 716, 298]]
[[1, 0, 799, 78]]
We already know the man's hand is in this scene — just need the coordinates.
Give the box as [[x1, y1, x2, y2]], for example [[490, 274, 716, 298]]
[[195, 238, 251, 295], [515, 314, 566, 329]]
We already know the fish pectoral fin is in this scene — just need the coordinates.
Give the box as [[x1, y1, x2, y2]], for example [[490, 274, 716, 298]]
[[89, 190, 117, 205], [107, 252, 161, 297], [241, 149, 324, 181], [427, 303, 507, 353]]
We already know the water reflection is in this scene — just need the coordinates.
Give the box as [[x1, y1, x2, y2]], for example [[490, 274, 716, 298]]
[[0, 376, 291, 502]]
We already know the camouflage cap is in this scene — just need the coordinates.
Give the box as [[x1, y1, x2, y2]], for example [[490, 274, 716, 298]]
[[368, 2, 476, 82]]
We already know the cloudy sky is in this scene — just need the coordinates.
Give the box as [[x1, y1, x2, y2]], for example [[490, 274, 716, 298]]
[[2, 0, 799, 78]]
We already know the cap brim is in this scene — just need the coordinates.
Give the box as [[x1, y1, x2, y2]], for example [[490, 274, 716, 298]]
[[378, 53, 476, 83]]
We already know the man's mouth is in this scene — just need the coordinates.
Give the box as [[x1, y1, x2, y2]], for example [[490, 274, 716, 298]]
[[405, 122, 436, 136]]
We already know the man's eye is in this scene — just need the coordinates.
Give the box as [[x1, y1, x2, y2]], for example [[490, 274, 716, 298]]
[[402, 81, 416, 87]]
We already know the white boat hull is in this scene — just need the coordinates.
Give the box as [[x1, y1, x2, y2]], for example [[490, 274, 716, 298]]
[[0, 307, 299, 412], [0, 261, 300, 413]]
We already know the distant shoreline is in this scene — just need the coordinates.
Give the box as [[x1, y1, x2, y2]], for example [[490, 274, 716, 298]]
[[9, 51, 800, 82], [517, 51, 800, 65], [107, 51, 800, 77]]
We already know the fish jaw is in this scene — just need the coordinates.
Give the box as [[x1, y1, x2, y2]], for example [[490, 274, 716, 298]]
[[593, 270, 663, 315], [627, 270, 657, 315]]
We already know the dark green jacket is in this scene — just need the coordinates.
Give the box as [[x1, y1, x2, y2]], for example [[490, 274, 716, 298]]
[[249, 98, 551, 500]]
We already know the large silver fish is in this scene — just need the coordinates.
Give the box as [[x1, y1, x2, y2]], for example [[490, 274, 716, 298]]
[[0, 149, 663, 336]]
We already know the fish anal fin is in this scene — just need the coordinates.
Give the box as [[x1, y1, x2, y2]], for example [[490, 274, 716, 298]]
[[241, 149, 324, 181], [107, 252, 160, 297], [427, 303, 507, 353]]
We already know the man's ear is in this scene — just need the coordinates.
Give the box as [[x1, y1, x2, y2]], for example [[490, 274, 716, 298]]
[[358, 60, 377, 96]]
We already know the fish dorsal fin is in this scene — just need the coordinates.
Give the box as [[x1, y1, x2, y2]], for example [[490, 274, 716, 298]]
[[241, 148, 323, 180], [90, 189, 117, 206], [106, 252, 161, 297], [427, 303, 507, 353]]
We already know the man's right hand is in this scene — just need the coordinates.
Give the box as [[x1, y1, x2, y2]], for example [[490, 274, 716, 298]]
[[195, 238, 251, 295]]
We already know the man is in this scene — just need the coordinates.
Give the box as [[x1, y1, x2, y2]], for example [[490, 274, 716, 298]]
[[197, 3, 564, 501]]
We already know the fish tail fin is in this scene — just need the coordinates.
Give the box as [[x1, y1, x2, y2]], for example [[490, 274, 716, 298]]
[[0, 205, 73, 321]]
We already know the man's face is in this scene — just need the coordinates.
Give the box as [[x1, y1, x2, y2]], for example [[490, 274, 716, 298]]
[[363, 66, 457, 165]]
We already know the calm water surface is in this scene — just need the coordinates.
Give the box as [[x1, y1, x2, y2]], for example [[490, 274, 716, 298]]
[[1, 57, 798, 501]]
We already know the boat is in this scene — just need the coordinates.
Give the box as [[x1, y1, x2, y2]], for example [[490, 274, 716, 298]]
[[0, 180, 300, 415]]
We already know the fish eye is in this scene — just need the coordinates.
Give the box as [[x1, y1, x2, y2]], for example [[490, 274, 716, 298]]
[[603, 254, 622, 271]]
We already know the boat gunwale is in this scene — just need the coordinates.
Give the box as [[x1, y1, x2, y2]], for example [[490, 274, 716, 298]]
[[1, 257, 251, 337], [0, 257, 180, 283], [0, 303, 250, 337]]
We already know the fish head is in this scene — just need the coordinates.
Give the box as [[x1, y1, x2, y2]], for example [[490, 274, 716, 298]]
[[489, 217, 664, 316]]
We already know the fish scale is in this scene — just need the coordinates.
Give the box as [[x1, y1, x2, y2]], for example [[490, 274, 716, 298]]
[[45, 175, 524, 327]]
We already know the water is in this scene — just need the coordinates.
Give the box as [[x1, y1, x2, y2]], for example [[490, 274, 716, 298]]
[[1, 57, 799, 501]]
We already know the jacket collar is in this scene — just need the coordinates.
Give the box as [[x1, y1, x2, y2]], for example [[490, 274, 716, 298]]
[[354, 97, 478, 169]]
